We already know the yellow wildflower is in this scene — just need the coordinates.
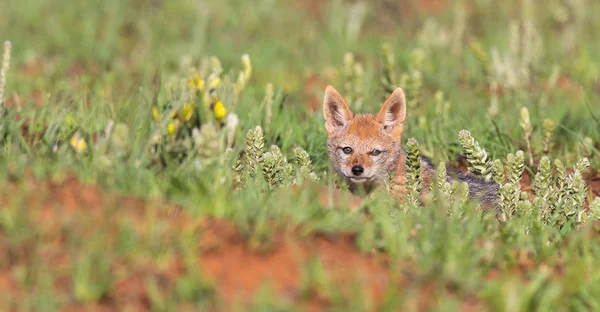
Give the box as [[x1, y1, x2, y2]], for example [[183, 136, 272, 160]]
[[152, 107, 162, 122], [181, 103, 194, 122], [167, 119, 181, 136], [167, 122, 176, 135], [189, 74, 205, 93], [70, 134, 87, 154], [213, 100, 227, 121]]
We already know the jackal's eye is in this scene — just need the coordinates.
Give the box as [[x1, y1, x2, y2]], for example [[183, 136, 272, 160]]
[[342, 147, 353, 154], [371, 149, 381, 156]]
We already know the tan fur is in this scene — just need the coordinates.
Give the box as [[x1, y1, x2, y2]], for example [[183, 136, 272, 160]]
[[323, 85, 422, 205], [323, 85, 500, 209]]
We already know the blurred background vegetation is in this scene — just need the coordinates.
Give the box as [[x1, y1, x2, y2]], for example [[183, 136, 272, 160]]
[[1, 0, 600, 311]]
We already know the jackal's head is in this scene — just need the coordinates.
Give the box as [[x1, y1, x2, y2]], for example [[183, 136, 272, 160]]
[[323, 85, 406, 189]]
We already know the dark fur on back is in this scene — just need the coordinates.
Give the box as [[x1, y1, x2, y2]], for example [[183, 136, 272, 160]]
[[453, 171, 499, 208], [420, 154, 499, 209]]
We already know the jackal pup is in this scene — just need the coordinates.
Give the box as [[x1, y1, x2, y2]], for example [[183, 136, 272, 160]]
[[322, 85, 498, 208]]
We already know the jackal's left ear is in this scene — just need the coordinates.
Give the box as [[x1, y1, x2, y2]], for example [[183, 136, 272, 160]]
[[377, 88, 406, 137]]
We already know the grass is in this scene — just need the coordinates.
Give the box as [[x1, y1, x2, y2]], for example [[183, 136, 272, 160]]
[[1, 0, 600, 311]]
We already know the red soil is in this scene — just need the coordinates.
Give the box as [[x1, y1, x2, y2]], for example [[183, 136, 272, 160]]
[[1, 165, 598, 311], [0, 173, 390, 311], [198, 220, 392, 310]]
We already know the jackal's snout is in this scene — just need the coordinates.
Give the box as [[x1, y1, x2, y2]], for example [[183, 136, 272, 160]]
[[351, 165, 364, 176]]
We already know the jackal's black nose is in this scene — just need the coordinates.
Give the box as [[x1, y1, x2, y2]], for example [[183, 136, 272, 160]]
[[351, 165, 364, 176]]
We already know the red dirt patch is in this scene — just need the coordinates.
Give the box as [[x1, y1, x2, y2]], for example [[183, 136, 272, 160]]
[[0, 172, 187, 311], [291, 182, 364, 211], [294, 0, 324, 18], [589, 174, 600, 199], [0, 173, 391, 311], [417, 0, 447, 13], [199, 220, 303, 300], [198, 219, 393, 310], [2, 169, 598, 311], [295, 0, 448, 18]]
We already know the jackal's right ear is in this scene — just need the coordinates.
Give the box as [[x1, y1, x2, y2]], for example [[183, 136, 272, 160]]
[[323, 85, 353, 133]]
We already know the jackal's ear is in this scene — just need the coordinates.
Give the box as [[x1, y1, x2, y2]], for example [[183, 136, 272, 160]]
[[323, 85, 353, 133], [377, 88, 406, 137]]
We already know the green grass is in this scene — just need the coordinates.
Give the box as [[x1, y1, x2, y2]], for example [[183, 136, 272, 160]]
[[1, 0, 600, 311]]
